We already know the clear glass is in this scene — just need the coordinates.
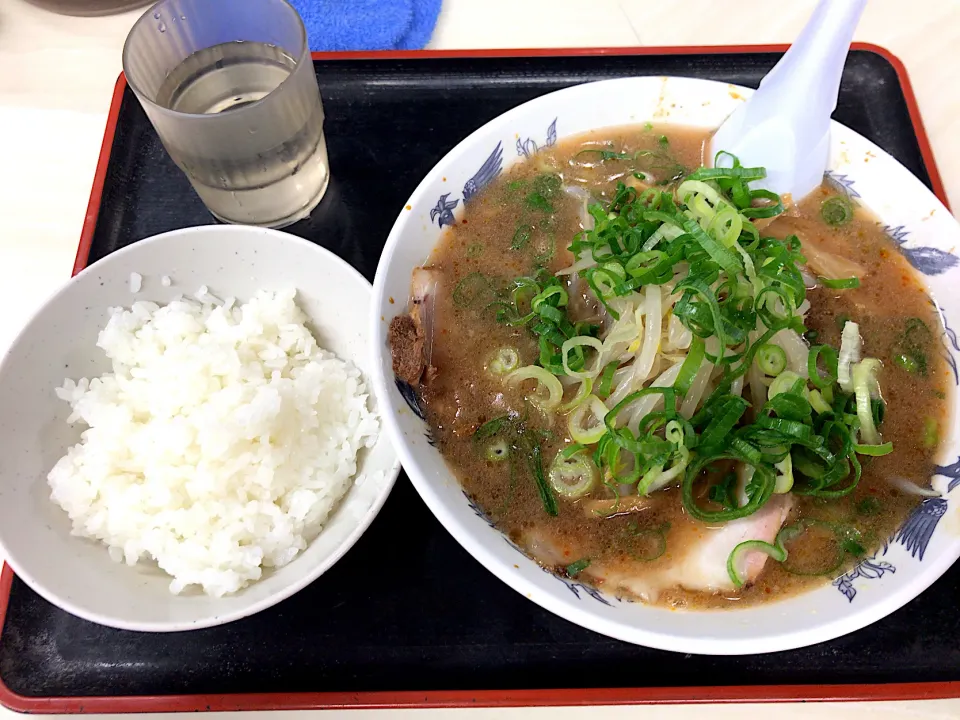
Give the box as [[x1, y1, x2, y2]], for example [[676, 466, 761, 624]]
[[122, 0, 329, 228]]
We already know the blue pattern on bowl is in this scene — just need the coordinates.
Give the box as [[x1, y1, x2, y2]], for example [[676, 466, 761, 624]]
[[429, 193, 458, 228], [429, 141, 505, 228], [395, 378, 436, 446], [936, 303, 960, 384], [882, 224, 960, 276], [825, 169, 861, 198], [833, 551, 896, 602], [835, 457, 960, 602], [517, 117, 558, 158], [463, 142, 504, 203]]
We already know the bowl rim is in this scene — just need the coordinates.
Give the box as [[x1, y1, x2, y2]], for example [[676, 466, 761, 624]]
[[370, 75, 960, 654], [0, 224, 402, 632]]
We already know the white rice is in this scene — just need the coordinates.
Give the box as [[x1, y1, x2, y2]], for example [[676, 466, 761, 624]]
[[47, 288, 379, 597]]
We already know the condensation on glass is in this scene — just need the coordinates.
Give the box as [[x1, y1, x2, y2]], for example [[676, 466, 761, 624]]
[[122, 0, 329, 228]]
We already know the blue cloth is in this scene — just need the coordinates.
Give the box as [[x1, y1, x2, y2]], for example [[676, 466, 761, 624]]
[[289, 0, 442, 52]]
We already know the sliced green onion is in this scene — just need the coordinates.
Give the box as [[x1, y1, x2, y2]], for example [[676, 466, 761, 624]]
[[531, 284, 568, 311], [674, 336, 706, 397], [687, 164, 766, 182], [808, 345, 839, 389], [768, 370, 805, 400], [699, 396, 750, 452], [821, 196, 854, 226], [560, 378, 593, 412], [488, 347, 520, 375], [779, 521, 849, 576], [756, 344, 787, 376], [808, 389, 832, 414], [677, 214, 744, 276], [740, 189, 785, 219], [857, 497, 881, 515], [526, 193, 554, 213], [510, 224, 533, 250], [924, 416, 939, 449], [561, 443, 588, 459], [838, 321, 862, 392], [565, 558, 591, 577], [727, 538, 787, 589], [682, 454, 775, 522], [709, 205, 744, 247], [452, 272, 493, 307], [852, 359, 883, 445], [774, 453, 794, 493], [625, 523, 668, 561], [639, 441, 690, 495], [561, 336, 604, 379], [894, 353, 920, 373], [529, 442, 559, 516], [819, 276, 860, 290], [677, 179, 724, 206], [568, 395, 610, 445], [484, 440, 510, 462], [853, 442, 894, 456], [549, 451, 598, 498], [595, 362, 618, 399], [508, 365, 564, 412], [473, 415, 510, 443]]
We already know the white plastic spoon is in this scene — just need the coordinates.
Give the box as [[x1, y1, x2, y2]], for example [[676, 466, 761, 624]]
[[709, 0, 867, 201]]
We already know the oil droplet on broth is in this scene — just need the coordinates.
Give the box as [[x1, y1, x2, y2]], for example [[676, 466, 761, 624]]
[[158, 22, 167, 32]]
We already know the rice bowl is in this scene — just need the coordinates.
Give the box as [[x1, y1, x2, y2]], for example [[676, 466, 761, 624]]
[[0, 225, 399, 631]]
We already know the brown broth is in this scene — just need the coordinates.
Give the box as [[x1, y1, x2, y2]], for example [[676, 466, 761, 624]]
[[410, 124, 951, 609]]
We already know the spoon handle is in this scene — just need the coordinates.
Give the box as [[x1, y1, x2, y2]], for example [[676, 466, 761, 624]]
[[711, 0, 867, 200]]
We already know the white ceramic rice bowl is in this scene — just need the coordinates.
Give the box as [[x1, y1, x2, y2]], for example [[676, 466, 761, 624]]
[[371, 76, 960, 655], [0, 225, 400, 631]]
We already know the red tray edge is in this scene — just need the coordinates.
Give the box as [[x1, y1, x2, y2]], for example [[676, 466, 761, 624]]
[[7, 42, 957, 713]]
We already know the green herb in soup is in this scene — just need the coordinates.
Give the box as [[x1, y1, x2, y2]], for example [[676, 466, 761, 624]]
[[388, 124, 950, 609]]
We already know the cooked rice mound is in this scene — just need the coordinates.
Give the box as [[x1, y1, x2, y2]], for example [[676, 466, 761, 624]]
[[47, 288, 379, 597]]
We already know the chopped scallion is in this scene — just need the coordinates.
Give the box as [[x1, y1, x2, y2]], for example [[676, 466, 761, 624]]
[[819, 276, 860, 290], [756, 343, 787, 376], [565, 558, 591, 577], [821, 196, 854, 226]]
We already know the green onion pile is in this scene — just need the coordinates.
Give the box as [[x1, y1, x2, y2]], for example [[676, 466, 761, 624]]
[[473, 152, 892, 587]]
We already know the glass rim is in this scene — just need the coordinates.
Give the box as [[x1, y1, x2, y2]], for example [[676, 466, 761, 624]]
[[121, 0, 310, 121]]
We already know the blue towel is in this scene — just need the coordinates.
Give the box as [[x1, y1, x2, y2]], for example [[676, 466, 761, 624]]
[[289, 0, 442, 52]]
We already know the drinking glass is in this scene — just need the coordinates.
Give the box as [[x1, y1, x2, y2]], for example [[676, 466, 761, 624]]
[[122, 0, 329, 228]]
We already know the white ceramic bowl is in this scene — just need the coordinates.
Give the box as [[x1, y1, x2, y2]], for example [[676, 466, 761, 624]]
[[371, 76, 960, 655], [0, 225, 399, 631]]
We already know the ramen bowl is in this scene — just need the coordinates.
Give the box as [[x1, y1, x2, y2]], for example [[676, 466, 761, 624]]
[[370, 76, 960, 654]]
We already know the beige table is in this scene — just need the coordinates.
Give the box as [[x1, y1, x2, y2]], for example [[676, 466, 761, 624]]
[[2, 0, 960, 717]]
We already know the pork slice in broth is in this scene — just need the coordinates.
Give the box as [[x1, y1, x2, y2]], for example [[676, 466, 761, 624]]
[[521, 494, 793, 603], [766, 215, 867, 280], [585, 495, 794, 601], [387, 266, 441, 385]]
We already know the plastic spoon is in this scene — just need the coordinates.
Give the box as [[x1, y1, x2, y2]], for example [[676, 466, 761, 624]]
[[709, 0, 867, 202]]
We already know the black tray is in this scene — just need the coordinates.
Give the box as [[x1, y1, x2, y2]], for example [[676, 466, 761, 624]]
[[2, 46, 957, 713]]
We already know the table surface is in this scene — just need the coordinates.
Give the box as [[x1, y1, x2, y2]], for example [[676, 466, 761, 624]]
[[3, 0, 960, 717]]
